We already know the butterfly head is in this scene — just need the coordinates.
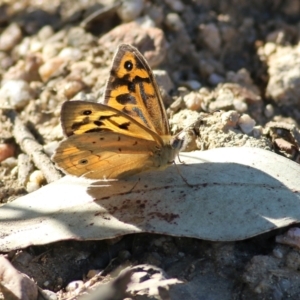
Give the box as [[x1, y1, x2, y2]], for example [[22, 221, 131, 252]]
[[158, 133, 184, 165], [170, 135, 185, 153]]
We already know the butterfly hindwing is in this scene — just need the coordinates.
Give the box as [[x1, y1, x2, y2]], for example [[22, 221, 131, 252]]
[[53, 131, 165, 179], [104, 44, 170, 136]]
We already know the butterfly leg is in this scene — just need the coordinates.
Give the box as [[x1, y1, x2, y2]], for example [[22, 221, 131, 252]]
[[177, 154, 186, 164], [173, 161, 193, 187], [126, 177, 141, 193]]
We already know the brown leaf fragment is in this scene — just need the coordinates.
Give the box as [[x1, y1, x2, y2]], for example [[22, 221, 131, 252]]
[[0, 255, 38, 300]]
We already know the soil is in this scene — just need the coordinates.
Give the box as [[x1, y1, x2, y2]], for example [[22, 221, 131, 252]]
[[0, 0, 300, 299]]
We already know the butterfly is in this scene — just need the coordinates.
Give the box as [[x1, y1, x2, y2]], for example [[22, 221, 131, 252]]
[[52, 44, 183, 180]]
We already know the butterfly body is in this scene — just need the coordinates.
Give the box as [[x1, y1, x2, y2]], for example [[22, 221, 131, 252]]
[[53, 44, 182, 179]]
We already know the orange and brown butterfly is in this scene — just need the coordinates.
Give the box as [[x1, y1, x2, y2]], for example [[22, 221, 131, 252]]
[[52, 44, 183, 179]]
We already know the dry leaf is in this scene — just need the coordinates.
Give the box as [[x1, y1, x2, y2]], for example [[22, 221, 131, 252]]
[[0, 148, 299, 252]]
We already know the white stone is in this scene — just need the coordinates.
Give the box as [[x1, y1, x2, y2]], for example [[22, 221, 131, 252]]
[[0, 80, 32, 109], [117, 0, 144, 22], [238, 114, 256, 134]]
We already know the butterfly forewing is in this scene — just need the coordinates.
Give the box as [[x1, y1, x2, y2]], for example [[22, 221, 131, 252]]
[[60, 100, 163, 144], [104, 44, 170, 136]]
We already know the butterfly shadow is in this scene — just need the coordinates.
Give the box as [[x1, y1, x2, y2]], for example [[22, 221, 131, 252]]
[[86, 150, 300, 241]]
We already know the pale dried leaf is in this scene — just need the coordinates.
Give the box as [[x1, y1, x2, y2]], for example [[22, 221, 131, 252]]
[[0, 147, 299, 252]]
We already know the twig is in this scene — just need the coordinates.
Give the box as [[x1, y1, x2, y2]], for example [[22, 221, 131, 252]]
[[80, 2, 121, 29], [6, 110, 62, 183]]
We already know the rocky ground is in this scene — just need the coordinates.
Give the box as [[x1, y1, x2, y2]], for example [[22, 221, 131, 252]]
[[0, 0, 300, 299]]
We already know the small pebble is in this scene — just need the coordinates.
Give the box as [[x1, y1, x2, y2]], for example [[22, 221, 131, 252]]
[[57, 277, 63, 288], [43, 281, 51, 288], [238, 114, 256, 134], [252, 126, 263, 138], [144, 252, 162, 266], [26, 52, 43, 71], [273, 247, 283, 259], [135, 15, 156, 28], [118, 250, 131, 260], [226, 69, 254, 86], [208, 73, 225, 85], [0, 80, 32, 109], [264, 42, 276, 56], [277, 279, 291, 297], [183, 80, 201, 90], [147, 4, 164, 25], [40, 290, 57, 300], [266, 30, 284, 44], [254, 284, 263, 294], [29, 170, 45, 186], [199, 23, 221, 54], [117, 0, 144, 22], [183, 91, 202, 110], [153, 236, 167, 247], [39, 57, 66, 82], [1, 157, 18, 168], [153, 70, 174, 93], [0, 144, 15, 163], [221, 110, 240, 127], [11, 166, 18, 177], [30, 39, 43, 52], [177, 86, 189, 97], [276, 227, 300, 249], [274, 138, 296, 157], [58, 47, 82, 61], [165, 0, 185, 12], [42, 42, 64, 60], [63, 80, 85, 99], [264, 104, 274, 118], [37, 25, 54, 41], [266, 44, 300, 105], [165, 13, 184, 31], [17, 37, 31, 57], [233, 99, 248, 113], [86, 269, 100, 279], [26, 181, 40, 193], [282, 0, 300, 16], [285, 250, 300, 270], [72, 91, 88, 101], [0, 53, 14, 69], [65, 280, 84, 292], [98, 21, 166, 67], [47, 30, 66, 44], [66, 27, 94, 48], [13, 251, 33, 266], [26, 170, 45, 192], [0, 23, 22, 51]]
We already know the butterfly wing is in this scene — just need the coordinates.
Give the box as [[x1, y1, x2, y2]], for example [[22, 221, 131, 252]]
[[52, 44, 179, 180], [60, 100, 162, 144], [53, 131, 173, 179], [103, 44, 170, 136]]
